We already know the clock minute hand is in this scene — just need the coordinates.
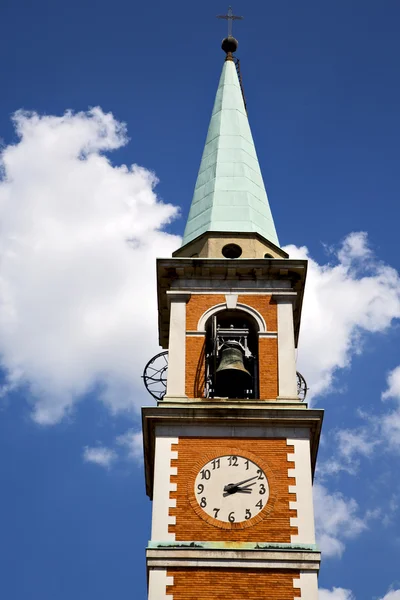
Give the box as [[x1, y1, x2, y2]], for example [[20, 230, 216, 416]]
[[223, 475, 259, 496], [227, 475, 258, 489], [237, 482, 256, 490]]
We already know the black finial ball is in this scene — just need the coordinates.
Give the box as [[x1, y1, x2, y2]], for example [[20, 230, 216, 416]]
[[221, 36, 238, 54]]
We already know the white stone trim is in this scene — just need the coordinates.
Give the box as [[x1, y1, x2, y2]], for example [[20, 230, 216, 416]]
[[148, 569, 173, 600], [258, 331, 278, 338], [197, 303, 266, 332], [293, 571, 318, 599], [165, 295, 188, 398], [151, 437, 179, 541], [277, 299, 298, 398], [287, 437, 316, 544], [225, 293, 238, 308], [147, 548, 320, 571]]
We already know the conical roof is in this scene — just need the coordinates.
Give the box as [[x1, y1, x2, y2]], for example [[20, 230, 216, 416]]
[[182, 58, 279, 248]]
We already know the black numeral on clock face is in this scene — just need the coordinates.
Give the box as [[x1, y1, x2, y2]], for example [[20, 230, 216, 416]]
[[228, 455, 238, 466], [212, 458, 220, 470], [200, 469, 211, 480], [259, 483, 266, 495], [197, 484, 204, 494], [255, 499, 263, 510], [245, 509, 252, 520], [200, 497, 207, 508], [257, 469, 264, 480], [213, 508, 220, 518]]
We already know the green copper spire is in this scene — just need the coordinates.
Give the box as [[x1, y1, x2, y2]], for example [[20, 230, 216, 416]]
[[182, 56, 280, 248]]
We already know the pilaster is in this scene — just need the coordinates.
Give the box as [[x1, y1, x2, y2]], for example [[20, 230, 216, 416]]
[[276, 295, 298, 399], [165, 293, 190, 399]]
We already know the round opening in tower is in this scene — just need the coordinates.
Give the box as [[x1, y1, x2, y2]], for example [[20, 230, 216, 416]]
[[222, 243, 242, 259]]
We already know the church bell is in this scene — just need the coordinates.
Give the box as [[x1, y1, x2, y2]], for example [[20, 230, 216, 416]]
[[215, 344, 252, 398]]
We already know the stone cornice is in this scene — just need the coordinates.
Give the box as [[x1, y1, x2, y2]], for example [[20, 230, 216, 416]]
[[142, 405, 323, 499], [156, 257, 307, 348]]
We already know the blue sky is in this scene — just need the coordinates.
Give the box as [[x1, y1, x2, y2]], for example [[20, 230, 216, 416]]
[[0, 1, 400, 599]]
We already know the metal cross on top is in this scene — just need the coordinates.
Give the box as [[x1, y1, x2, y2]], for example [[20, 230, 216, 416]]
[[216, 6, 244, 38]]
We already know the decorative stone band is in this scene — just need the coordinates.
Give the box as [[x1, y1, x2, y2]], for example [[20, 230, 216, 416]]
[[151, 437, 179, 541], [287, 437, 316, 544], [146, 546, 321, 571], [148, 569, 174, 600], [293, 571, 319, 599]]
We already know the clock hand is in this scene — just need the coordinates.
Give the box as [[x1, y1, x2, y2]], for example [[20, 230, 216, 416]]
[[223, 475, 258, 494], [232, 475, 258, 488], [223, 488, 252, 497]]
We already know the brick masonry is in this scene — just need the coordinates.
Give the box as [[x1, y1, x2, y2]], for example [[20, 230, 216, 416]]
[[168, 437, 297, 543], [166, 568, 301, 599], [185, 294, 278, 399]]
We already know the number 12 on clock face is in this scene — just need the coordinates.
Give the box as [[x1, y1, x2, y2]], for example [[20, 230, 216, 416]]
[[194, 455, 269, 524]]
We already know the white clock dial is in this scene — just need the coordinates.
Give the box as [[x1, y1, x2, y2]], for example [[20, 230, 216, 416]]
[[194, 454, 269, 524]]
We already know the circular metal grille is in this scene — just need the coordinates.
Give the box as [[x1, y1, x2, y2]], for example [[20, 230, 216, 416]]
[[142, 351, 168, 400], [297, 371, 308, 402]]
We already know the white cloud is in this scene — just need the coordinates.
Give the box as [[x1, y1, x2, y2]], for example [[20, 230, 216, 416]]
[[117, 429, 143, 463], [313, 483, 368, 558], [382, 366, 400, 401], [379, 366, 400, 450], [318, 427, 380, 477], [83, 445, 117, 468], [0, 108, 180, 424], [1, 109, 399, 429], [380, 592, 400, 600], [319, 588, 354, 600], [318, 587, 400, 600], [285, 232, 400, 401]]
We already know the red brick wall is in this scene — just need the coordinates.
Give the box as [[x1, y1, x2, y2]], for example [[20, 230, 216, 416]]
[[185, 294, 278, 399], [169, 438, 297, 542], [166, 568, 301, 599]]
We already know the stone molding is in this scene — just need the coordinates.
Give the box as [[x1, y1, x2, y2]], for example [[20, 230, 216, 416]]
[[142, 405, 323, 500], [157, 257, 307, 348], [146, 547, 321, 571]]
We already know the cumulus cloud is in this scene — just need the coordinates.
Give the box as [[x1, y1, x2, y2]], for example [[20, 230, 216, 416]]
[[83, 445, 117, 469], [380, 591, 400, 600], [285, 232, 400, 401], [319, 588, 354, 600], [318, 427, 380, 477], [117, 429, 143, 463], [318, 586, 400, 600], [314, 483, 368, 558], [0, 108, 180, 424], [1, 108, 399, 431], [382, 366, 400, 402]]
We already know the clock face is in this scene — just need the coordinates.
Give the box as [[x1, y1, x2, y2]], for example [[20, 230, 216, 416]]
[[193, 454, 269, 524]]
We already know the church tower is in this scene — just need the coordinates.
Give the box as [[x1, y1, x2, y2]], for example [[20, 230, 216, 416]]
[[142, 25, 323, 600]]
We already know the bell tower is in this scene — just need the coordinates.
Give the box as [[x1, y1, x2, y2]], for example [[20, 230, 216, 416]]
[[142, 27, 323, 600]]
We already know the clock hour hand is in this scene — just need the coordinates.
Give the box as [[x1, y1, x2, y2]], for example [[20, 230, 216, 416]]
[[223, 487, 252, 497], [223, 475, 258, 495], [223, 476, 258, 496]]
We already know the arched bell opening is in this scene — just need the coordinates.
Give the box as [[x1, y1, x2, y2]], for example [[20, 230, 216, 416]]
[[205, 309, 259, 399]]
